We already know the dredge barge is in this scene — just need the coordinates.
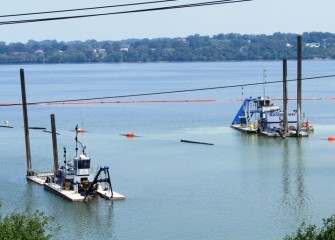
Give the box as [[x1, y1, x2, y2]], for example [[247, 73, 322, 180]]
[[19, 68, 124, 202], [231, 96, 309, 137], [28, 124, 125, 202]]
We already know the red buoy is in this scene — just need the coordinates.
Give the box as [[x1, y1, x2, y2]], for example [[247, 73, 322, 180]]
[[126, 132, 134, 138], [77, 128, 85, 133], [328, 136, 335, 141]]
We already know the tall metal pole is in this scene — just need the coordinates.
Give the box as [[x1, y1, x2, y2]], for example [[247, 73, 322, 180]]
[[297, 36, 302, 136], [283, 59, 288, 134], [263, 69, 266, 105], [51, 114, 59, 176], [20, 69, 32, 176]]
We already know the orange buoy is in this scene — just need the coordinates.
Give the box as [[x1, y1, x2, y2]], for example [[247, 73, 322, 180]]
[[126, 132, 134, 138], [77, 128, 85, 133], [328, 136, 335, 141]]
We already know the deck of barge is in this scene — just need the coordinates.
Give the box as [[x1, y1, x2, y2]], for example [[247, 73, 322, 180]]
[[27, 174, 125, 202]]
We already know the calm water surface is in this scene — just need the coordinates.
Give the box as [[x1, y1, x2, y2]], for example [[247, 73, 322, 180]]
[[0, 61, 335, 239]]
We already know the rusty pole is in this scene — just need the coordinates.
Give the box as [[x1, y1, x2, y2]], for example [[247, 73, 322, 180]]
[[20, 69, 32, 176], [283, 59, 288, 134], [297, 36, 302, 136], [50, 114, 59, 176]]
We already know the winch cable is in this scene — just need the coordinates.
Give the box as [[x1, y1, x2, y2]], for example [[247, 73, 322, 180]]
[[0, 0, 253, 25], [0, 0, 178, 18]]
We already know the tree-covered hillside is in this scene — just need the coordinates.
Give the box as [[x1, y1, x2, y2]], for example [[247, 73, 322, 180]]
[[0, 32, 334, 63]]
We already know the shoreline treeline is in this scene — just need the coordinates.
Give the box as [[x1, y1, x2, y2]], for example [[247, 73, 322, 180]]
[[0, 32, 334, 63]]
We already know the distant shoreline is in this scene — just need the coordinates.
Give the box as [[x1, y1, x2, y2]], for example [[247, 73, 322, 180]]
[[1, 32, 334, 64], [0, 59, 332, 66]]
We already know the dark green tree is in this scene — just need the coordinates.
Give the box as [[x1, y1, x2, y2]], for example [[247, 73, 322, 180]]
[[284, 215, 335, 240], [0, 204, 60, 240]]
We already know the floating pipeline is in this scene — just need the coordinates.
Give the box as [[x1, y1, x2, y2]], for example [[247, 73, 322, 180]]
[[2, 97, 335, 106], [29, 127, 47, 130], [39, 99, 218, 105], [180, 139, 214, 146], [0, 125, 13, 128], [0, 99, 217, 106]]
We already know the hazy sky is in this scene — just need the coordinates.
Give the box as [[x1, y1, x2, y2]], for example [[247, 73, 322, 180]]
[[1, 0, 334, 43]]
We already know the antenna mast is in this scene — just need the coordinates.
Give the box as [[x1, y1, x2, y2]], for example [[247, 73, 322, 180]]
[[75, 125, 78, 157], [263, 68, 266, 104]]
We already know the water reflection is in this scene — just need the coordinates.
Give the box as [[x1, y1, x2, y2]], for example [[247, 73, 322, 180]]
[[23, 182, 115, 240], [23, 181, 34, 213], [277, 139, 312, 229]]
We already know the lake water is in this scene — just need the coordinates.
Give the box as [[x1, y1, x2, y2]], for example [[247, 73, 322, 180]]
[[0, 61, 335, 239]]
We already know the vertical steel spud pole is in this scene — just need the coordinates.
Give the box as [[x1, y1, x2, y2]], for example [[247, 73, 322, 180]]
[[20, 68, 32, 176]]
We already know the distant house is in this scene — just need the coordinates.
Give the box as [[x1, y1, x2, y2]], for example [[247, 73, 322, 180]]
[[35, 49, 44, 54], [120, 47, 129, 51], [286, 43, 293, 48], [306, 43, 320, 48], [93, 48, 107, 57], [97, 48, 106, 54], [13, 51, 28, 55], [177, 38, 187, 44]]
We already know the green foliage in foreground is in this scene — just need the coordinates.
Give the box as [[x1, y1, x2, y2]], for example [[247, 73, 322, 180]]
[[284, 215, 335, 240], [0, 204, 60, 240]]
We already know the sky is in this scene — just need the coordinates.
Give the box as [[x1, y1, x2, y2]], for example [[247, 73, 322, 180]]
[[1, 0, 335, 43]]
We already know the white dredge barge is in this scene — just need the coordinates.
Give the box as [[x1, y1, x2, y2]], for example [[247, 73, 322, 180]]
[[19, 69, 124, 202], [27, 124, 125, 202]]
